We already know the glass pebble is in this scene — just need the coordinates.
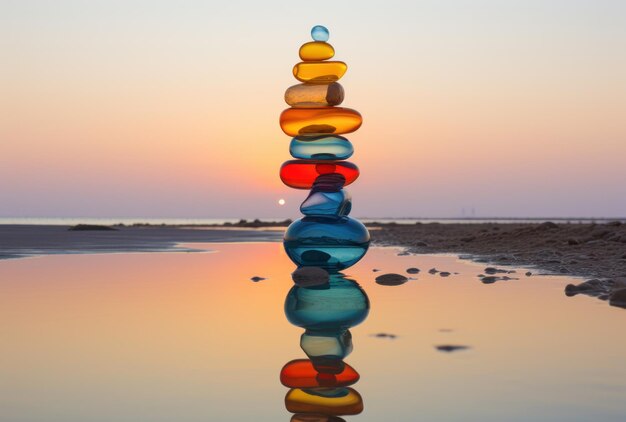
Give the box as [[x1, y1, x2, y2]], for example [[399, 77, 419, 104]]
[[300, 189, 351, 217], [284, 273, 370, 330], [293, 61, 347, 84], [289, 135, 353, 160], [280, 160, 359, 190], [280, 107, 362, 137], [284, 83, 344, 108], [285, 388, 363, 416], [301, 330, 353, 362], [311, 25, 330, 42], [300, 41, 335, 61], [280, 359, 359, 388]]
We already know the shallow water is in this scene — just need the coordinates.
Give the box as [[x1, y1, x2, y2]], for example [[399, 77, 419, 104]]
[[0, 243, 625, 421]]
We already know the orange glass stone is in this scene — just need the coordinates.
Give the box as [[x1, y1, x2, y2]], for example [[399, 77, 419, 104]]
[[299, 42, 335, 61], [280, 160, 359, 190], [285, 388, 363, 416], [293, 62, 347, 84], [285, 83, 344, 108], [280, 359, 360, 388], [279, 107, 362, 136]]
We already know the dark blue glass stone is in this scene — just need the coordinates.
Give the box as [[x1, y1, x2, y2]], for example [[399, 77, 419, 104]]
[[284, 274, 370, 331], [300, 189, 351, 217], [283, 216, 370, 270], [290, 135, 354, 160]]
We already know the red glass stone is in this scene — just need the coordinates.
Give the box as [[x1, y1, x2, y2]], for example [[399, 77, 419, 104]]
[[280, 359, 360, 388], [280, 160, 359, 190]]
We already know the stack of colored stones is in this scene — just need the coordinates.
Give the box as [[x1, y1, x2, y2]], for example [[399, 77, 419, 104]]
[[280, 25, 370, 271], [278, 25, 371, 420]]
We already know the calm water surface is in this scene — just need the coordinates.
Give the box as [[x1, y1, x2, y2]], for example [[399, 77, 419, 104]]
[[1, 243, 625, 421]]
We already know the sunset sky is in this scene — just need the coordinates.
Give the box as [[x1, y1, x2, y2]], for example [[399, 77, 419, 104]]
[[2, 0, 625, 218]]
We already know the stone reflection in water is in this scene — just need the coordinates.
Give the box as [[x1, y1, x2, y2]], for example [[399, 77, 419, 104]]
[[281, 272, 368, 418]]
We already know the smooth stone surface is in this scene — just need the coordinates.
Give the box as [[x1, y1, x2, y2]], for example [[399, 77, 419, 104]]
[[311, 173, 346, 192], [283, 217, 370, 270], [406, 267, 420, 274], [290, 135, 353, 160], [292, 267, 330, 287], [285, 388, 363, 416], [280, 160, 359, 190], [285, 83, 344, 108], [300, 41, 335, 61], [293, 62, 347, 84], [280, 107, 362, 136], [375, 273, 409, 286], [280, 359, 359, 388], [311, 25, 330, 42], [301, 330, 353, 361], [284, 274, 370, 331], [300, 190, 351, 217]]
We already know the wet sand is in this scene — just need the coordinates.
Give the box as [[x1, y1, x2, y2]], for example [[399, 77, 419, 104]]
[[370, 221, 626, 306], [0, 225, 283, 259]]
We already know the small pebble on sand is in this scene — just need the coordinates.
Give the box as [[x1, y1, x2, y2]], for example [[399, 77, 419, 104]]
[[250, 276, 266, 282], [406, 267, 420, 274]]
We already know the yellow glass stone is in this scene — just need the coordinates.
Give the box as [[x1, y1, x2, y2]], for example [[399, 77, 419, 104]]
[[293, 62, 347, 84], [299, 41, 335, 61], [285, 388, 363, 416], [284, 83, 344, 108], [279, 107, 362, 136]]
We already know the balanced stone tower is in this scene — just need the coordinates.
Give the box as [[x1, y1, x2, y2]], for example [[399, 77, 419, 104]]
[[280, 25, 370, 271], [278, 25, 370, 419]]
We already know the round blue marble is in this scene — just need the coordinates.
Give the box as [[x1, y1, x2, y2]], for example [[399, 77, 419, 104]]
[[300, 189, 351, 217], [285, 274, 370, 331], [311, 25, 330, 42], [290, 135, 354, 160], [283, 216, 370, 270]]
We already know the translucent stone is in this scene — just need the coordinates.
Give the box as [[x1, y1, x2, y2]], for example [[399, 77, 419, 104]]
[[285, 83, 344, 108], [293, 62, 347, 84], [301, 330, 353, 362], [311, 173, 346, 192], [283, 217, 370, 270], [292, 267, 330, 287], [311, 25, 330, 42], [290, 135, 353, 160], [280, 107, 362, 136], [284, 273, 370, 330], [285, 388, 363, 416], [300, 189, 351, 217], [299, 41, 335, 61], [280, 160, 359, 190], [280, 359, 360, 388]]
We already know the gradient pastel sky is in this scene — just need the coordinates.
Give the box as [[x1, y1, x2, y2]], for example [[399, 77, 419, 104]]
[[2, 0, 625, 219]]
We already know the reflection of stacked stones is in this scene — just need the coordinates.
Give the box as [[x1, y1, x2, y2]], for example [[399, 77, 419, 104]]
[[280, 25, 370, 271], [279, 26, 371, 420], [281, 273, 369, 419]]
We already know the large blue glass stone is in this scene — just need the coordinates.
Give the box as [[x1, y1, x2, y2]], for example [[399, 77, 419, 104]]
[[285, 274, 370, 331], [300, 189, 351, 217], [290, 135, 354, 160], [283, 216, 370, 270]]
